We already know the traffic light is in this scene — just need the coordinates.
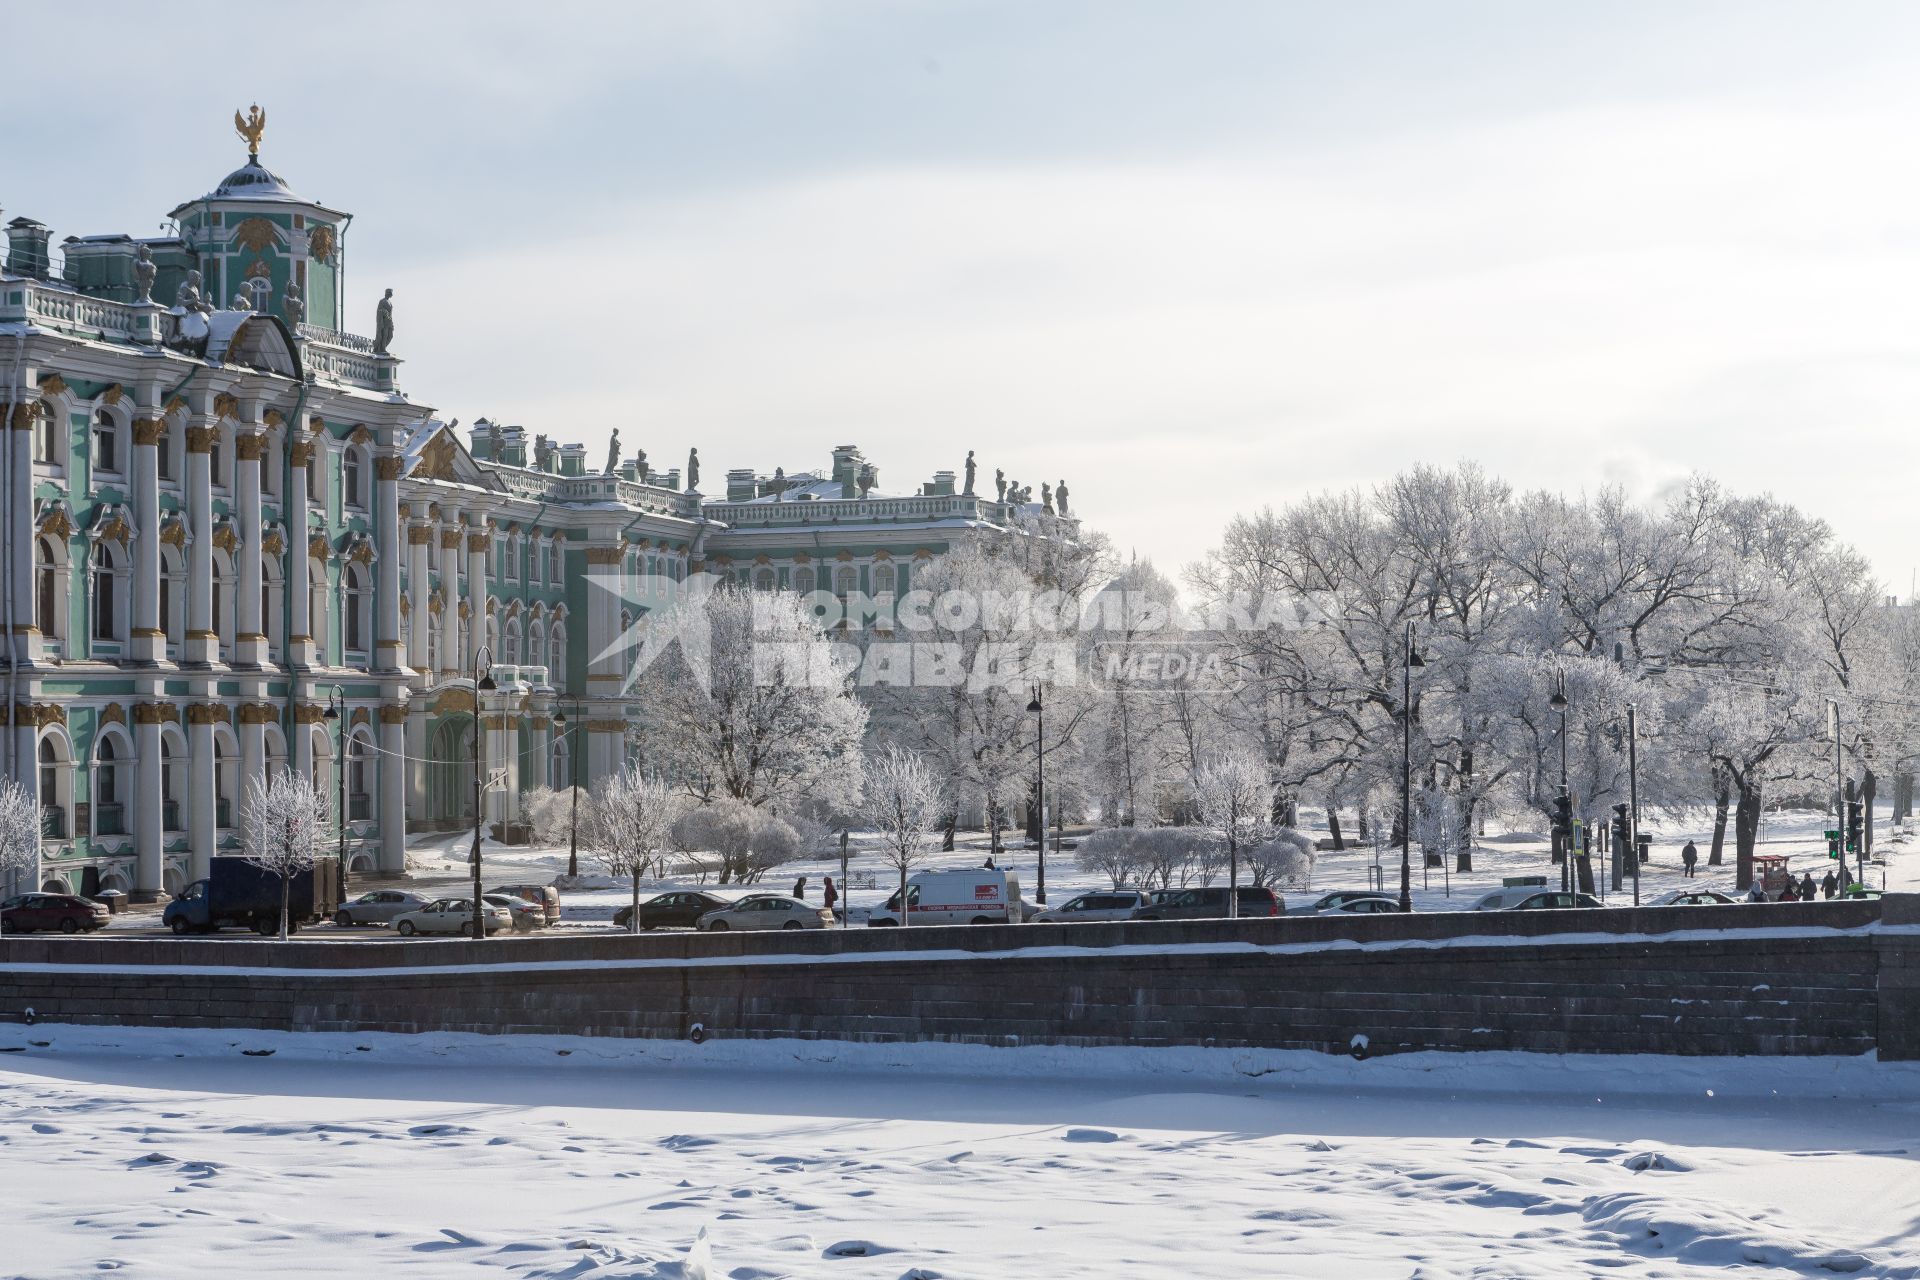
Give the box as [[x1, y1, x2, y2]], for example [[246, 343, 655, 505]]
[[1845, 800, 1863, 854], [1611, 803, 1631, 853], [1552, 794, 1573, 840], [1825, 829, 1842, 860]]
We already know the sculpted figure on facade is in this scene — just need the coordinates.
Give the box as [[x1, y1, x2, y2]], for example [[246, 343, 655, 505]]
[[282, 282, 305, 329], [606, 428, 620, 475], [963, 449, 976, 495], [133, 244, 157, 303], [374, 288, 395, 354], [686, 447, 700, 491], [995, 468, 1007, 503], [1056, 478, 1069, 515], [1041, 482, 1054, 514]]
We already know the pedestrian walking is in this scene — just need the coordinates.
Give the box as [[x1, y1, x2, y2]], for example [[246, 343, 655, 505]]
[[1779, 877, 1799, 902], [1821, 870, 1837, 899], [792, 875, 807, 900], [1746, 881, 1767, 903], [1681, 840, 1699, 878], [1799, 872, 1817, 902], [822, 874, 838, 918]]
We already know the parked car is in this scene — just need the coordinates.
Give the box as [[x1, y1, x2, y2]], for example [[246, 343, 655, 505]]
[[163, 856, 342, 936], [696, 895, 834, 932], [1320, 896, 1403, 915], [333, 889, 429, 928], [613, 890, 731, 931], [0, 893, 110, 935], [867, 868, 1026, 927], [482, 894, 547, 931], [1469, 886, 1550, 911], [1651, 889, 1734, 907], [1130, 886, 1282, 920], [1293, 890, 1399, 915], [488, 883, 562, 925], [392, 898, 513, 936], [1032, 890, 1153, 923], [1506, 891, 1604, 911]]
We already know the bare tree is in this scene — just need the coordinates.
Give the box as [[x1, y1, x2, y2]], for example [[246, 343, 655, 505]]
[[592, 767, 691, 931], [239, 768, 330, 940], [1195, 745, 1274, 917], [859, 745, 943, 926], [0, 778, 40, 907]]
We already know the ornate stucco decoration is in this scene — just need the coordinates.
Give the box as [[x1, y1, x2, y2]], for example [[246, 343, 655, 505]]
[[100, 703, 127, 727], [132, 417, 166, 446], [35, 499, 75, 541], [260, 524, 285, 558], [234, 432, 266, 461], [433, 688, 476, 716], [428, 592, 444, 616], [345, 532, 377, 565], [350, 708, 371, 728], [308, 224, 337, 264], [238, 703, 280, 726], [213, 392, 241, 420], [232, 218, 279, 254], [186, 704, 230, 726], [87, 504, 135, 546], [159, 513, 190, 549], [407, 525, 432, 545], [349, 425, 374, 446], [132, 702, 177, 727], [186, 426, 218, 454], [294, 703, 326, 725], [262, 409, 285, 428], [379, 703, 409, 725], [308, 532, 332, 561], [398, 595, 410, 618], [414, 430, 460, 481], [210, 519, 241, 555], [100, 384, 124, 407], [457, 600, 471, 621], [375, 455, 406, 482], [37, 373, 68, 398]]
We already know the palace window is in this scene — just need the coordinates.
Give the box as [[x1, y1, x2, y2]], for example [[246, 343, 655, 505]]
[[793, 567, 815, 596], [161, 736, 183, 833], [91, 543, 123, 642], [549, 621, 567, 686], [35, 537, 63, 641], [38, 736, 69, 840], [94, 736, 125, 836], [92, 409, 119, 475], [344, 448, 365, 510], [33, 402, 61, 467]]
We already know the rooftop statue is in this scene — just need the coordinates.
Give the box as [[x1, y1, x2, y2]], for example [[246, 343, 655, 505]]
[[230, 291, 253, 312], [1041, 482, 1054, 514], [995, 468, 1007, 503], [1056, 478, 1069, 516], [687, 447, 700, 492], [534, 434, 552, 471], [606, 428, 620, 475], [374, 288, 394, 355], [282, 282, 305, 329], [857, 463, 877, 498], [132, 244, 156, 304], [234, 103, 267, 158], [635, 447, 647, 481], [488, 421, 505, 461], [963, 449, 976, 495]]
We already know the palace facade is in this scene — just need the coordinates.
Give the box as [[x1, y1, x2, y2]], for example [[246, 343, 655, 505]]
[[1, 118, 1067, 899]]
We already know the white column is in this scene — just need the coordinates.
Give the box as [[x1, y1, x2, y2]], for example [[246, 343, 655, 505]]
[[466, 522, 490, 668], [439, 524, 462, 673], [183, 416, 217, 665], [7, 375, 38, 670], [232, 421, 266, 666], [129, 396, 164, 664], [286, 429, 315, 667], [374, 452, 405, 673], [238, 705, 267, 793], [187, 709, 215, 879], [132, 703, 163, 900], [379, 703, 407, 873], [407, 510, 431, 672], [405, 709, 428, 825], [291, 700, 315, 783], [584, 543, 623, 702]]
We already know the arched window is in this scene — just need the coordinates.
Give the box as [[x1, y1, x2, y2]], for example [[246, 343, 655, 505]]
[[503, 616, 521, 665], [551, 733, 571, 791], [549, 542, 563, 582], [527, 621, 545, 672], [32, 402, 62, 468], [793, 566, 815, 596], [309, 557, 330, 664], [36, 537, 62, 641], [835, 567, 857, 600], [157, 419, 176, 482], [349, 731, 373, 820], [210, 431, 226, 490], [92, 409, 120, 475], [94, 736, 125, 835], [211, 549, 234, 655], [344, 562, 371, 655], [91, 543, 123, 642], [161, 734, 184, 832], [214, 738, 235, 829], [872, 563, 896, 597], [549, 621, 567, 686], [427, 607, 441, 674], [754, 568, 775, 592], [262, 553, 284, 657], [38, 735, 68, 839], [343, 448, 364, 510]]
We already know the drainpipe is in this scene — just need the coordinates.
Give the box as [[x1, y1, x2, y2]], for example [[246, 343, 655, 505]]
[[278, 383, 311, 735], [3, 329, 28, 783]]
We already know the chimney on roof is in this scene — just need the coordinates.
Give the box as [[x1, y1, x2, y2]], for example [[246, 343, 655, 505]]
[[726, 468, 758, 501], [6, 217, 51, 279]]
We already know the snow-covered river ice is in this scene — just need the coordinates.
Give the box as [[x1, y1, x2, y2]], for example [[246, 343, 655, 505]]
[[3, 1024, 1916, 1278]]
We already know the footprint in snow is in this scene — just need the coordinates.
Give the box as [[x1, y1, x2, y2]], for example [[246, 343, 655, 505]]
[[1305, 1140, 1335, 1153], [661, 1134, 718, 1151], [823, 1240, 895, 1259], [31, 1123, 60, 1134], [1621, 1150, 1695, 1173]]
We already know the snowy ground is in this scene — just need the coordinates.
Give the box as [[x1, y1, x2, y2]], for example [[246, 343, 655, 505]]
[[368, 806, 1916, 933], [2, 1024, 1917, 1278]]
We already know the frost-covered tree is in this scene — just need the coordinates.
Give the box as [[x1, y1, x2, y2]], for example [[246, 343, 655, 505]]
[[239, 768, 330, 940], [592, 767, 690, 930], [0, 778, 39, 903], [673, 798, 802, 885], [1245, 828, 1315, 891], [1195, 745, 1274, 916], [634, 583, 867, 811], [859, 745, 943, 926], [1075, 827, 1146, 889]]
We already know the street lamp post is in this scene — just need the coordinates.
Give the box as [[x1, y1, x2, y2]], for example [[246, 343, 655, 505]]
[[321, 685, 347, 908], [469, 645, 498, 942], [552, 705, 582, 879], [1027, 687, 1047, 905], [1626, 702, 1640, 907], [1399, 622, 1424, 913], [1550, 673, 1570, 893]]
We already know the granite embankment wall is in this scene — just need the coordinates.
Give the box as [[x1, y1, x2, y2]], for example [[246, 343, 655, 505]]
[[3, 897, 1916, 1059]]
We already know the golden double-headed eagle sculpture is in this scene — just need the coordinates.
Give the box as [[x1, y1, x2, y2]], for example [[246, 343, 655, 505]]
[[234, 103, 266, 157]]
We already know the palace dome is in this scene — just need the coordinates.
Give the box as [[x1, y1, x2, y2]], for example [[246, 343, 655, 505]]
[[209, 158, 304, 202]]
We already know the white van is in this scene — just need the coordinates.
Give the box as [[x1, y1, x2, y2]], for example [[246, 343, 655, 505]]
[[867, 868, 1025, 926]]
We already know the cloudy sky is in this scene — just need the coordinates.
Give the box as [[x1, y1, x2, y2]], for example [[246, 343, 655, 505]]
[[13, 2, 1920, 591]]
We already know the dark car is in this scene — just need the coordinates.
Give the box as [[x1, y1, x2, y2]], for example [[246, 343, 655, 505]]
[[1507, 891, 1603, 911], [1, 893, 110, 935], [613, 890, 730, 931], [1130, 885, 1282, 920]]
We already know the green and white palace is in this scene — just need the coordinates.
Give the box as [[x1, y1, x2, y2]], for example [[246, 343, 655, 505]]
[[0, 111, 1072, 899]]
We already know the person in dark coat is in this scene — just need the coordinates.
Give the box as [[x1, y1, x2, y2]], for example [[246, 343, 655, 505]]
[[983, 855, 996, 870], [822, 875, 838, 918], [1798, 872, 1817, 902], [1822, 870, 1837, 899], [792, 875, 807, 900], [1681, 841, 1699, 878], [1779, 877, 1799, 902]]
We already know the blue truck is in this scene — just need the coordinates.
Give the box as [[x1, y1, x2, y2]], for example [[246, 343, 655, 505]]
[[162, 856, 342, 936]]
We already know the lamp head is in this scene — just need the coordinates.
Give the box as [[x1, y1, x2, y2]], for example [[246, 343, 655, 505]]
[[1408, 651, 1425, 668], [551, 710, 565, 728], [477, 673, 498, 692], [1026, 695, 1042, 715], [1549, 690, 1568, 711], [322, 705, 339, 722]]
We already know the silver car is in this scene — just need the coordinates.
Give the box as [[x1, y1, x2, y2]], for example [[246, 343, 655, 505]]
[[393, 898, 513, 937], [483, 893, 547, 931], [334, 890, 429, 928], [1032, 890, 1151, 923], [696, 895, 834, 932]]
